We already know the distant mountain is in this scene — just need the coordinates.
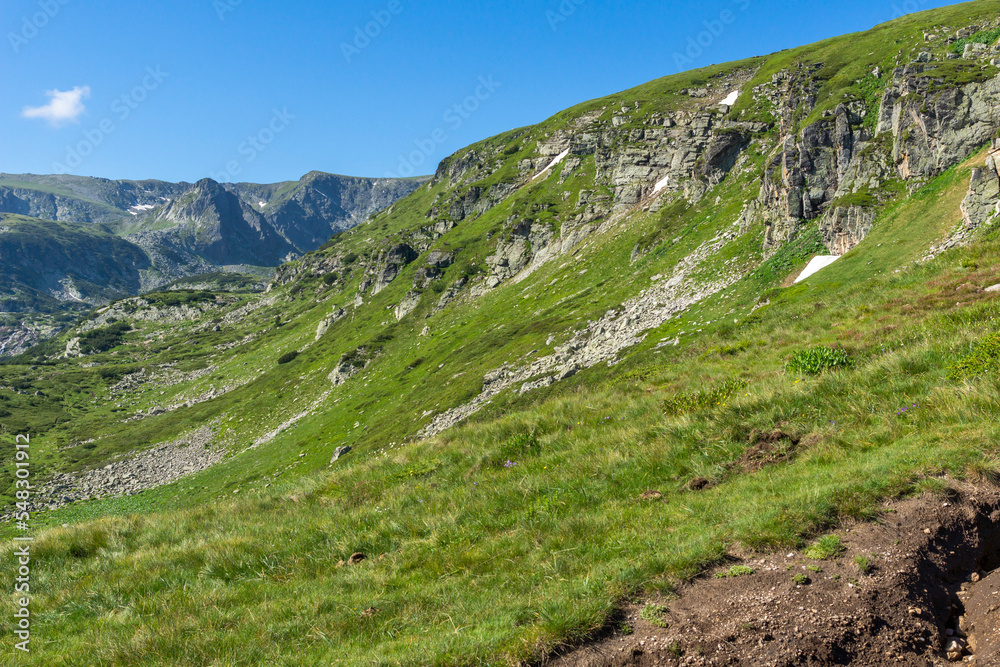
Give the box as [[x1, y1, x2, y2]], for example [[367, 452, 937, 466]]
[[0, 171, 428, 307]]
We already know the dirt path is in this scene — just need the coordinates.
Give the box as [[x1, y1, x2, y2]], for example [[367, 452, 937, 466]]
[[546, 484, 1000, 666]]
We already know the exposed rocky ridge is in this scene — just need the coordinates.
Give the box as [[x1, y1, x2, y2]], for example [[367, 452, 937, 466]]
[[0, 172, 426, 334], [0, 174, 188, 224], [0, 322, 44, 356], [279, 45, 1000, 328], [267, 29, 1000, 452]]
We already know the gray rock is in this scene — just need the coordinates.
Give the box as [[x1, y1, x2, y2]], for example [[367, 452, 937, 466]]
[[425, 250, 455, 268], [330, 446, 352, 463], [394, 291, 422, 320], [372, 243, 418, 295], [961, 158, 1000, 230], [315, 307, 346, 341]]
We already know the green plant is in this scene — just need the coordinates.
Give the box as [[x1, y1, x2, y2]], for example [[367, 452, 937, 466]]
[[663, 378, 748, 415], [791, 573, 810, 585], [807, 565, 822, 573], [950, 333, 1000, 379], [854, 555, 873, 575], [951, 26, 1000, 54], [639, 604, 670, 628], [804, 534, 845, 560], [715, 565, 755, 578], [786, 347, 852, 375]]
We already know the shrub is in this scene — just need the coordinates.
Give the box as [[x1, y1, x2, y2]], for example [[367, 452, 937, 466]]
[[79, 322, 132, 354], [323, 272, 339, 285], [786, 346, 852, 375], [804, 534, 844, 560], [343, 253, 359, 265], [277, 351, 299, 365]]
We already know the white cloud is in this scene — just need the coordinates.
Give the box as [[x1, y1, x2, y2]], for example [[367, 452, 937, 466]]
[[22, 86, 91, 126]]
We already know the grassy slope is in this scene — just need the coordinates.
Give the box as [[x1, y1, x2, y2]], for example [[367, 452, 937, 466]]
[[2, 146, 998, 667], [2, 2, 1000, 664]]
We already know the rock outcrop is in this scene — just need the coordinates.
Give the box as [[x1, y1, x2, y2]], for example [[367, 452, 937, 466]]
[[962, 147, 1000, 230], [372, 244, 419, 294]]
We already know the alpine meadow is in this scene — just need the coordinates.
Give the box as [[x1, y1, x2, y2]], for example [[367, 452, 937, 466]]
[[6, 1, 1000, 665]]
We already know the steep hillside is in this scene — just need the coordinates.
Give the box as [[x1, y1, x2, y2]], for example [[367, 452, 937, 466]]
[[3, 3, 1000, 665]]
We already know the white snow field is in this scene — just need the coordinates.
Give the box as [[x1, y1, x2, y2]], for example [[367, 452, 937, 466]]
[[794, 255, 840, 283], [532, 148, 570, 180]]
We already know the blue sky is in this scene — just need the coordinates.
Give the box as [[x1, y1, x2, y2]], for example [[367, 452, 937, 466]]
[[2, 0, 961, 184]]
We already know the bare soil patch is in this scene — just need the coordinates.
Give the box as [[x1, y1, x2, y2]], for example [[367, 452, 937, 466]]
[[546, 484, 1000, 666]]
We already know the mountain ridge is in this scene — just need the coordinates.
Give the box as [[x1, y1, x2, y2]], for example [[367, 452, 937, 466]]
[[0, 170, 428, 354]]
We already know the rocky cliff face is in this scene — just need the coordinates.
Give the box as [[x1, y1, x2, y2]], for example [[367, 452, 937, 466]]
[[140, 178, 296, 267], [301, 24, 1000, 321], [961, 141, 1000, 230]]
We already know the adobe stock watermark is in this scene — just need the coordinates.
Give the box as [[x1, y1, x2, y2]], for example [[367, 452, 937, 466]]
[[8, 0, 72, 54], [385, 75, 501, 178], [52, 66, 168, 174], [890, 0, 930, 19], [210, 107, 295, 183], [341, 0, 404, 63], [671, 0, 752, 71], [546, 0, 587, 31], [11, 434, 33, 653], [214, 0, 244, 21]]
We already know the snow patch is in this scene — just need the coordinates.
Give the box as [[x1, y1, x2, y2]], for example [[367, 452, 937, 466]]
[[532, 149, 570, 181], [794, 255, 840, 283], [258, 201, 267, 208], [653, 174, 671, 194], [128, 204, 157, 216], [720, 90, 739, 106]]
